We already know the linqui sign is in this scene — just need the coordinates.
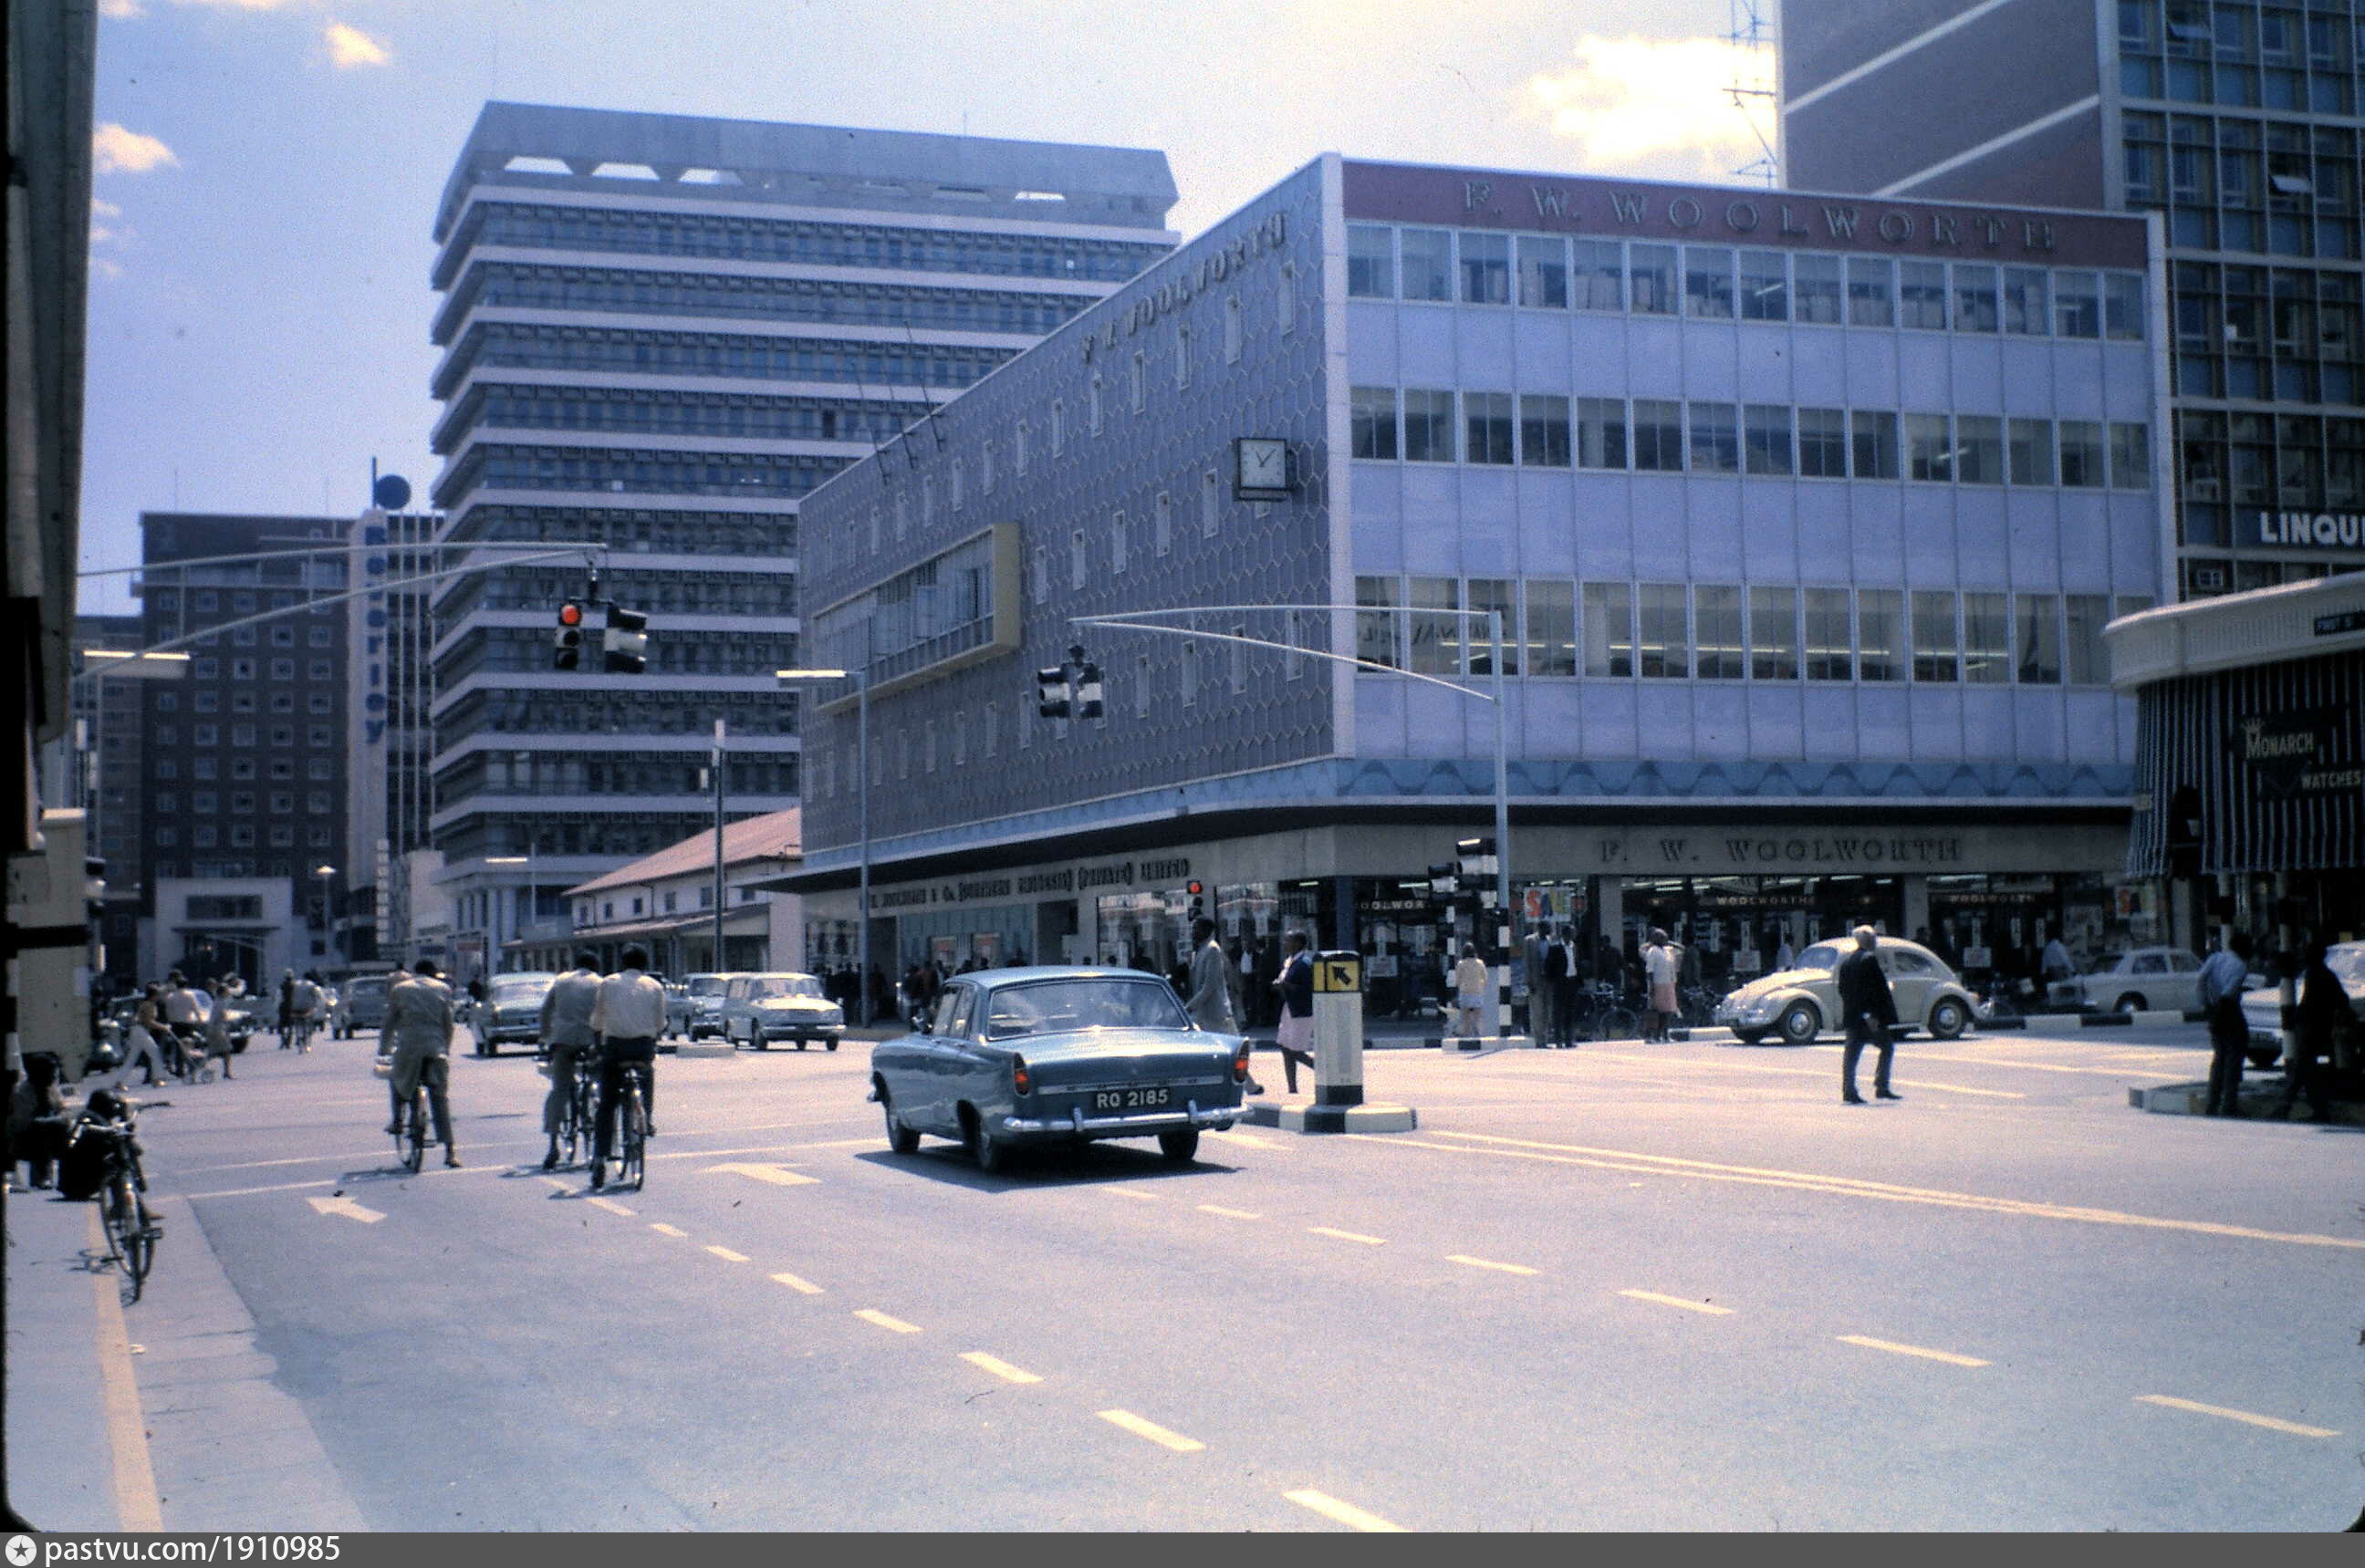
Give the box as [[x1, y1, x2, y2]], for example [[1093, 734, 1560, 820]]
[[1340, 163, 2147, 269]]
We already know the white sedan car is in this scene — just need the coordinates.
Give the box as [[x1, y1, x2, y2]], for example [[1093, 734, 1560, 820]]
[[2242, 942, 2365, 1066], [2049, 947, 2205, 1014]]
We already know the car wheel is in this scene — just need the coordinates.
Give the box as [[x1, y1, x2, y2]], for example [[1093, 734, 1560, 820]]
[[1158, 1129, 1200, 1163], [2113, 993, 2147, 1015], [825, 1040, 838, 1053], [881, 1092, 921, 1155], [1776, 1001, 1821, 1044], [2245, 1045, 2279, 1069], [1926, 997, 1969, 1041], [1731, 1030, 1767, 1046], [965, 1108, 1006, 1174]]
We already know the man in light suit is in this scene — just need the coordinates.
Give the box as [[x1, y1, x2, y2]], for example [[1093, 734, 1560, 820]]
[[537, 950, 604, 1169]]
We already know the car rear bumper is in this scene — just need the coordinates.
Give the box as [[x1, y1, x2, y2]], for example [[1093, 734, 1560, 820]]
[[998, 1099, 1241, 1139], [756, 1023, 842, 1039]]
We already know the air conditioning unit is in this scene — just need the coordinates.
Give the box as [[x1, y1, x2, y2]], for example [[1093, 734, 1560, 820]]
[[2186, 478, 2221, 500], [2190, 563, 2228, 593]]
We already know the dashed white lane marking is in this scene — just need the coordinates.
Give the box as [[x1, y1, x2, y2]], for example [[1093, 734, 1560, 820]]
[[960, 1352, 1044, 1385], [1446, 1254, 1539, 1276], [1206, 1130, 1282, 1149], [1940, 1056, 2185, 1080], [2136, 1396, 2339, 1438], [703, 1245, 750, 1263], [769, 1272, 824, 1295], [1837, 1334, 1990, 1367], [1101, 1188, 1160, 1202], [649, 1222, 688, 1238], [1196, 1203, 1262, 1220], [1308, 1226, 1388, 1246], [1618, 1289, 1734, 1315], [1284, 1489, 1406, 1532], [701, 1161, 821, 1186], [1096, 1409, 1204, 1452], [586, 1196, 636, 1217], [855, 1309, 922, 1334]]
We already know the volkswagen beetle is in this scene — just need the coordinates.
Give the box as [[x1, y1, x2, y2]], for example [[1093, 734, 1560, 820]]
[[1714, 935, 1976, 1045]]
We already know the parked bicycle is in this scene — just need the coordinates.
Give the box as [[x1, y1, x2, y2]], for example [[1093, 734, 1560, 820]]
[[1564, 981, 1641, 1044], [66, 1090, 161, 1303]]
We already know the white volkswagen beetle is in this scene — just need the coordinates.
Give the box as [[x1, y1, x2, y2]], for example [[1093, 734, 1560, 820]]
[[1714, 935, 1977, 1045]]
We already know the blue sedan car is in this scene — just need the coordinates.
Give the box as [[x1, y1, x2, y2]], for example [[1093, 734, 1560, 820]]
[[870, 968, 1251, 1170]]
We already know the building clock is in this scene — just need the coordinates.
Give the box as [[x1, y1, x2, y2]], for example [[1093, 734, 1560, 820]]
[[1233, 436, 1291, 501]]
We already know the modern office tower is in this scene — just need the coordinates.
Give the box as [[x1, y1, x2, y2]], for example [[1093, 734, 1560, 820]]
[[426, 101, 1177, 978], [72, 615, 146, 989], [1778, 0, 2365, 598], [345, 506, 440, 966], [133, 513, 352, 987]]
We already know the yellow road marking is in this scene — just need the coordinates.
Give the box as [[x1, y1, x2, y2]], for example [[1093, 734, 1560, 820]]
[[703, 1245, 750, 1263], [586, 1196, 636, 1217], [1619, 1289, 1734, 1315], [89, 1207, 163, 1532], [855, 1308, 922, 1334], [1376, 1131, 2365, 1251], [769, 1272, 824, 1294], [1446, 1253, 1539, 1276], [1197, 1203, 1263, 1220], [1308, 1226, 1389, 1245], [649, 1221, 688, 1237], [2136, 1396, 2339, 1438], [1097, 1409, 1204, 1452], [1838, 1334, 1991, 1367], [960, 1352, 1044, 1385], [1101, 1188, 1160, 1201], [1284, 1489, 1406, 1532], [1940, 1056, 2185, 1080]]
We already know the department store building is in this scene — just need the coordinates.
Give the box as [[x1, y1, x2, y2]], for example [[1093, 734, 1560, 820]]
[[782, 154, 2174, 1007]]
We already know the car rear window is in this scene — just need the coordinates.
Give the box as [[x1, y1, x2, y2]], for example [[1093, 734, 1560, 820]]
[[981, 979, 1190, 1039]]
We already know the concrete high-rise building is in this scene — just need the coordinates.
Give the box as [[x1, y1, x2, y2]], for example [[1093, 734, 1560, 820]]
[[425, 102, 1177, 979], [1778, 0, 2365, 599], [345, 506, 440, 966], [70, 615, 145, 989]]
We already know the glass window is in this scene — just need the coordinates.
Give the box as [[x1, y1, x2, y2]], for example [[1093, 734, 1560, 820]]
[[2016, 594, 2061, 683], [1911, 590, 1959, 681], [1851, 411, 1899, 478], [1693, 585, 1744, 679], [1900, 261, 1949, 328], [2003, 267, 2050, 334], [1964, 592, 2011, 683], [1906, 413, 1954, 481], [1409, 576, 1462, 674], [1629, 244, 1677, 314], [2104, 274, 2146, 338], [1689, 402, 1739, 472], [2056, 270, 2100, 337], [1798, 409, 1848, 476], [1582, 583, 1634, 677], [1738, 250, 1788, 319], [1953, 264, 1999, 332], [1348, 223, 1393, 298], [1632, 400, 1684, 471], [1685, 246, 1735, 317], [1526, 580, 1576, 676], [1858, 589, 1903, 681], [1460, 232, 1511, 305], [1744, 405, 1794, 475], [1638, 584, 1688, 678], [1351, 386, 1398, 459], [1848, 257, 1895, 326], [1571, 240, 1623, 310], [1400, 228, 1453, 302], [1520, 394, 1571, 466], [1356, 576, 1401, 670], [1578, 398, 1628, 469], [2008, 419, 2056, 485], [2065, 594, 2111, 684], [2110, 422, 2152, 486], [1955, 415, 2004, 483], [1794, 254, 1842, 324], [1465, 579, 1517, 675], [1465, 392, 1516, 463], [1403, 389, 1456, 461], [1749, 587, 1798, 680], [1517, 235, 1568, 307], [2059, 420, 2107, 485], [1804, 588, 1853, 680]]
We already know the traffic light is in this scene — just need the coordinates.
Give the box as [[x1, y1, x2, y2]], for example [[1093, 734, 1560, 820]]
[[1037, 662, 1074, 719], [602, 605, 649, 674], [1036, 643, 1102, 720], [1427, 863, 1457, 900], [1073, 658, 1104, 721], [1187, 879, 1206, 922], [554, 601, 588, 670], [1455, 836, 1497, 887]]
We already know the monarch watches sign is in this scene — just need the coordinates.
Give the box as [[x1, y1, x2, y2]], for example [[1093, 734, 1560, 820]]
[[2240, 705, 2362, 800]]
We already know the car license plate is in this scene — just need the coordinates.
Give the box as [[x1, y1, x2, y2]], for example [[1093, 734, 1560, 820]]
[[1092, 1086, 1172, 1110]]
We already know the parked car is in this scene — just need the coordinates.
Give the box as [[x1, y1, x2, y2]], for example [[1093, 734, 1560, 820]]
[[2047, 946, 2206, 1013], [870, 967, 1252, 1170], [669, 972, 741, 1042], [1714, 936, 1977, 1045], [719, 972, 844, 1051], [474, 971, 559, 1055], [339, 974, 390, 1036], [2242, 941, 2365, 1067]]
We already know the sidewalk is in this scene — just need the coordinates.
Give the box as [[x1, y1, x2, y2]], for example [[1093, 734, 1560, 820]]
[[4, 1185, 146, 1531]]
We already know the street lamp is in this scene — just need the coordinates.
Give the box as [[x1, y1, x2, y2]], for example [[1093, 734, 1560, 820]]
[[776, 663, 869, 1024], [312, 864, 338, 968]]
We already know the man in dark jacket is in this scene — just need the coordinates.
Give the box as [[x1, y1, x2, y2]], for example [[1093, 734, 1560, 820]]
[[2276, 940, 2344, 1122], [1835, 926, 1901, 1106]]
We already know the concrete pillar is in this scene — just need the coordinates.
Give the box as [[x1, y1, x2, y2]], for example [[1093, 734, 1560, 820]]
[[1902, 875, 1931, 940], [1596, 877, 1625, 956]]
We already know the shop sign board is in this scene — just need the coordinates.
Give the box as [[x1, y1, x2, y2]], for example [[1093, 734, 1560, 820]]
[[2240, 706, 2360, 801]]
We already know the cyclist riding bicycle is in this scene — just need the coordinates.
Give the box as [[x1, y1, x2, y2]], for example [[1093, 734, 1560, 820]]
[[587, 945, 664, 1192], [537, 950, 604, 1171], [382, 959, 461, 1168]]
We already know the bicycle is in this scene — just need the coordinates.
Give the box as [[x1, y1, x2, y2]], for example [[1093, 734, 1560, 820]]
[[592, 1054, 651, 1191], [69, 1102, 161, 1303], [287, 1012, 318, 1054], [1566, 981, 1640, 1044], [546, 1047, 597, 1168]]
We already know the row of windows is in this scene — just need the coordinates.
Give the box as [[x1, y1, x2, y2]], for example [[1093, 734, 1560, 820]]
[[151, 827, 336, 852], [1351, 576, 2156, 685], [1344, 224, 2150, 339], [2167, 256, 2364, 402], [461, 504, 797, 556], [441, 264, 1092, 343], [439, 323, 1012, 400], [1020, 474, 1235, 601], [152, 691, 332, 724], [148, 789, 335, 815], [433, 626, 799, 684], [170, 623, 337, 649], [146, 738, 333, 773], [443, 566, 797, 620], [2119, 2, 2364, 113], [2123, 108, 2365, 260], [2177, 406, 2365, 542], [446, 384, 932, 452], [436, 753, 799, 799], [181, 657, 337, 683], [439, 690, 800, 739], [444, 814, 720, 862], [458, 202, 1168, 284], [1349, 387, 2154, 488], [440, 443, 849, 507]]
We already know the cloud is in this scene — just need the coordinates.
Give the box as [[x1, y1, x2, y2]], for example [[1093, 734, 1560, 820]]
[[93, 122, 180, 174], [322, 19, 390, 67], [91, 257, 126, 280], [99, 0, 147, 18], [1523, 35, 1771, 182], [92, 198, 124, 219], [172, 0, 309, 10]]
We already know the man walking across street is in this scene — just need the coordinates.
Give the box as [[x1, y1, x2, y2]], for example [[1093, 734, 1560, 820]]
[[1837, 926, 1901, 1105], [538, 950, 603, 1168], [589, 946, 665, 1190], [384, 959, 461, 1166], [2197, 933, 2254, 1117]]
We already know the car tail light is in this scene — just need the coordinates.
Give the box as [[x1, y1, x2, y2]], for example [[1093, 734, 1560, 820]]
[[1232, 1042, 1253, 1084], [1011, 1054, 1031, 1096]]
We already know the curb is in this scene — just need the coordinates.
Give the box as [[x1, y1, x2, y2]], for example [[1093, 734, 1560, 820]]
[[2128, 1080, 2365, 1126]]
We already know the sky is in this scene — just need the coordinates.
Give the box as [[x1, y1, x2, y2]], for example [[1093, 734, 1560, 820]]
[[79, 0, 1778, 612]]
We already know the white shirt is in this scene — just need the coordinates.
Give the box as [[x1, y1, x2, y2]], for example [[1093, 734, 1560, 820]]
[[1644, 945, 1679, 986], [590, 971, 667, 1040]]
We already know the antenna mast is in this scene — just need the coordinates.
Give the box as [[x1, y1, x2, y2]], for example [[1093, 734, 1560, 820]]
[[1725, 0, 1779, 188]]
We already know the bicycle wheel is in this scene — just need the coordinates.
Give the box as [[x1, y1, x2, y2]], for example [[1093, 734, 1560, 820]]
[[619, 1082, 646, 1191], [120, 1190, 158, 1302], [1600, 1006, 1641, 1041], [404, 1086, 428, 1173], [102, 1173, 135, 1264]]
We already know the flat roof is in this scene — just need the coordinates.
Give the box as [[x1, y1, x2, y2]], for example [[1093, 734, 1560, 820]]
[[2106, 572, 2365, 688]]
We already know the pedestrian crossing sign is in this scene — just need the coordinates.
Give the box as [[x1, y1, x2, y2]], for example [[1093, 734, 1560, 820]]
[[1314, 953, 1362, 993]]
